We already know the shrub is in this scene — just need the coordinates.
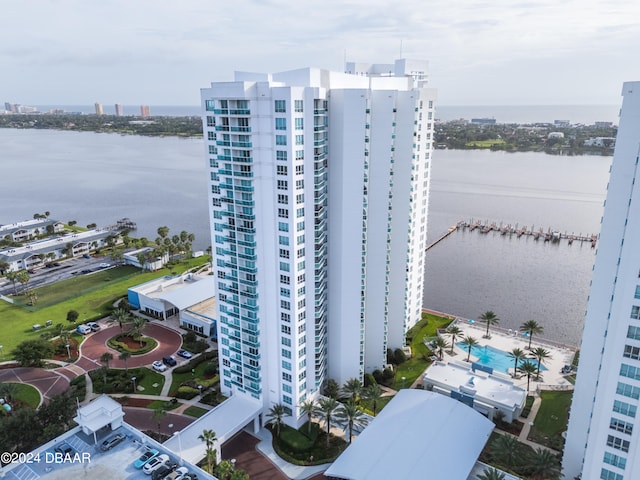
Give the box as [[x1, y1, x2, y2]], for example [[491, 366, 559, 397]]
[[184, 331, 197, 344], [393, 348, 407, 365], [107, 335, 158, 355], [203, 363, 217, 377], [174, 386, 199, 399], [372, 370, 383, 384], [173, 351, 216, 374], [364, 373, 376, 387], [70, 375, 87, 401]]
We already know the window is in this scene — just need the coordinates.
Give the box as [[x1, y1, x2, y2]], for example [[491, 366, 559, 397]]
[[280, 262, 290, 272], [296, 193, 304, 203], [281, 312, 290, 322], [280, 299, 290, 310], [603, 452, 627, 470], [610, 417, 633, 435], [632, 306, 640, 319], [283, 383, 292, 393], [282, 349, 291, 359], [295, 135, 304, 145], [297, 221, 305, 232], [277, 165, 288, 175], [276, 118, 287, 130], [280, 274, 290, 284], [298, 323, 306, 334], [283, 395, 292, 405], [278, 235, 289, 246], [276, 150, 287, 161], [295, 150, 304, 160], [282, 360, 291, 371], [636, 285, 640, 299], [282, 372, 292, 381], [624, 345, 640, 360], [620, 363, 640, 380], [275, 100, 286, 113], [281, 325, 291, 335], [295, 118, 304, 130], [279, 250, 290, 259], [601, 468, 623, 480], [613, 400, 637, 418], [627, 325, 640, 341], [616, 382, 640, 399], [295, 165, 304, 175], [296, 207, 304, 217], [296, 179, 304, 189], [278, 194, 288, 204], [298, 311, 306, 322], [278, 222, 289, 232], [280, 287, 290, 297], [277, 180, 288, 190], [276, 135, 287, 146], [294, 100, 303, 112], [607, 434, 630, 452]]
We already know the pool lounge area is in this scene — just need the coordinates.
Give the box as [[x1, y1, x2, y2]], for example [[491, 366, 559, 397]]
[[456, 343, 548, 374]]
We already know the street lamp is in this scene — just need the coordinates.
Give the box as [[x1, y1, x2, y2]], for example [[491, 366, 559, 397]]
[[197, 385, 203, 397], [65, 343, 71, 360], [401, 376, 406, 389], [173, 431, 183, 465], [131, 376, 137, 393]]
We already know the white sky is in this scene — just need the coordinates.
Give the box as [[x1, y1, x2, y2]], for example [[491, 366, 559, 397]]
[[2, 0, 640, 105]]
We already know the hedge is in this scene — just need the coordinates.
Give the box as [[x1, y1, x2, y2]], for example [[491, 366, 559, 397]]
[[174, 386, 199, 400], [107, 335, 158, 355], [173, 350, 216, 374]]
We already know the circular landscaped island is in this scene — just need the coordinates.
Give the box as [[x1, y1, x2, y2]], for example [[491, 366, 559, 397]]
[[107, 333, 158, 355]]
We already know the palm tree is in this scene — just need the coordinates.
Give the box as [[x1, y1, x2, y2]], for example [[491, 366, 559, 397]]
[[431, 336, 449, 360], [198, 429, 218, 473], [489, 433, 522, 470], [341, 378, 362, 402], [479, 310, 500, 338], [323, 378, 340, 399], [128, 317, 147, 345], [446, 325, 462, 354], [119, 351, 131, 373], [152, 407, 167, 436], [362, 383, 383, 416], [111, 307, 130, 330], [265, 403, 288, 438], [518, 360, 538, 392], [508, 347, 526, 378], [460, 335, 479, 362], [335, 401, 369, 444], [520, 319, 543, 349], [526, 447, 561, 480], [299, 398, 317, 434], [100, 352, 113, 369], [530, 347, 552, 380], [317, 397, 339, 447], [477, 467, 506, 480]]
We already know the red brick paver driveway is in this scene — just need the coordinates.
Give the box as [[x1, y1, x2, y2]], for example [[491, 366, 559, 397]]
[[79, 323, 182, 371], [0, 367, 70, 405]]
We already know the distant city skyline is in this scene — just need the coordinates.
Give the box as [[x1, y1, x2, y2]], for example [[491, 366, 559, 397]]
[[2, 0, 639, 106]]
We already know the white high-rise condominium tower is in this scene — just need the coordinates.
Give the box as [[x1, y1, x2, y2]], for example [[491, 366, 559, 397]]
[[563, 82, 640, 480], [201, 59, 435, 426]]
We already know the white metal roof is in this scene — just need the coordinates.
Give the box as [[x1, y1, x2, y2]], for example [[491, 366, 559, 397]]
[[163, 395, 261, 465], [324, 389, 494, 480]]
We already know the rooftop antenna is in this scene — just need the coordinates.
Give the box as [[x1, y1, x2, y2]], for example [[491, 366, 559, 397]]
[[399, 39, 403, 59]]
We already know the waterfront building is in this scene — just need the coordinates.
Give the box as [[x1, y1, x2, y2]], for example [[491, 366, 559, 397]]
[[115, 103, 124, 116], [563, 81, 640, 479], [140, 105, 150, 117], [95, 102, 103, 115], [201, 59, 435, 426]]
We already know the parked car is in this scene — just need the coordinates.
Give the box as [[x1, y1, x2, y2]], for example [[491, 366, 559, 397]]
[[54, 443, 74, 455], [152, 361, 167, 372], [76, 324, 92, 335], [100, 433, 126, 451], [176, 349, 192, 359], [143, 454, 170, 475], [86, 322, 101, 332], [163, 467, 189, 480], [162, 356, 177, 367], [134, 448, 159, 469], [152, 462, 178, 480], [83, 254, 91, 259]]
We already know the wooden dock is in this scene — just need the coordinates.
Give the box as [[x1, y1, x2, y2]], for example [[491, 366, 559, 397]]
[[425, 220, 597, 251]]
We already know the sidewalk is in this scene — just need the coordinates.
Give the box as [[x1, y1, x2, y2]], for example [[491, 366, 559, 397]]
[[254, 428, 330, 480]]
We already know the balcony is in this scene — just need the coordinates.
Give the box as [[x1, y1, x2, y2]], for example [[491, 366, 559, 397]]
[[229, 109, 251, 115]]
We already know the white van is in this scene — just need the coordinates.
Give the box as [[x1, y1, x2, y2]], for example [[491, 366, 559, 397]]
[[76, 324, 92, 335]]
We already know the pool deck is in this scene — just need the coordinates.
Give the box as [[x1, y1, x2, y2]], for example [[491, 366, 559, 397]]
[[443, 319, 576, 392]]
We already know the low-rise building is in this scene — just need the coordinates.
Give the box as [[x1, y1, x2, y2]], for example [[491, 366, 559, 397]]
[[123, 247, 168, 271], [0, 219, 65, 242], [127, 273, 217, 339], [423, 360, 526, 423]]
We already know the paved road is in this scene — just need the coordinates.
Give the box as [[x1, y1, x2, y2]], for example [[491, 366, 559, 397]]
[[122, 406, 195, 434], [222, 432, 288, 480], [0, 367, 70, 405]]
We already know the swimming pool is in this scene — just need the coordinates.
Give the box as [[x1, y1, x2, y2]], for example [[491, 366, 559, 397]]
[[456, 343, 547, 374]]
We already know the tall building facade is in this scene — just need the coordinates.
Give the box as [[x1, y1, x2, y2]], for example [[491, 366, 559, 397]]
[[115, 103, 124, 116], [563, 82, 640, 480], [94, 102, 103, 115], [141, 105, 150, 117], [201, 60, 435, 426]]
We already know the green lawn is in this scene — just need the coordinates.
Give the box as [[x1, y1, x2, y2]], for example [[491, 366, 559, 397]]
[[390, 313, 453, 390], [147, 399, 182, 411], [136, 368, 166, 395], [528, 390, 573, 451], [2, 383, 41, 408], [169, 359, 217, 395], [465, 139, 506, 148], [0, 258, 210, 359], [183, 406, 209, 418]]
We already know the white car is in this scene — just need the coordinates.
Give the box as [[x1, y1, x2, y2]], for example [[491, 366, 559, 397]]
[[152, 361, 167, 372], [76, 324, 92, 335], [163, 467, 189, 480], [143, 454, 169, 475], [99, 262, 111, 268]]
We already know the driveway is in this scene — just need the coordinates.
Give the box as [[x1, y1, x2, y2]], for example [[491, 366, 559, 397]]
[[0, 367, 70, 405], [79, 323, 183, 370]]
